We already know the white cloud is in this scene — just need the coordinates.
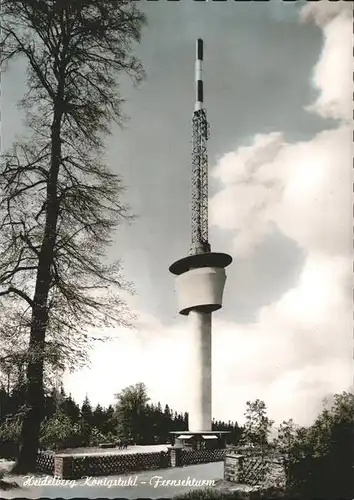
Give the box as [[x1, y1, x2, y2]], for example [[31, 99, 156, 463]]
[[208, 0, 352, 424], [65, 1, 352, 428], [301, 1, 353, 122], [211, 125, 352, 257]]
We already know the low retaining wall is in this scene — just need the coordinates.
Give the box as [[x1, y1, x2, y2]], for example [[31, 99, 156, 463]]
[[54, 451, 170, 479], [224, 450, 286, 487], [180, 448, 227, 466], [37, 448, 227, 479], [37, 451, 55, 475]]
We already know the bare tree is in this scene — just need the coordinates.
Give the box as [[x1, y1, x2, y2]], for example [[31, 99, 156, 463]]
[[0, 0, 146, 472]]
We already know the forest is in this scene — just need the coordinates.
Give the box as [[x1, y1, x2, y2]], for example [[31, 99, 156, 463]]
[[0, 381, 242, 455]]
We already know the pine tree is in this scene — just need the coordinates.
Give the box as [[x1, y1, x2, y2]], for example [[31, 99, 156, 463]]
[[81, 395, 93, 425], [92, 404, 105, 432], [60, 395, 80, 423]]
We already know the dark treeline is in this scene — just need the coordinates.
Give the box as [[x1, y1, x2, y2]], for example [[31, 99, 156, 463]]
[[0, 381, 242, 455]]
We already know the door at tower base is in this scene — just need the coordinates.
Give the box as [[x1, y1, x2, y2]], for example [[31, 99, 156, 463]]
[[175, 434, 221, 450], [176, 434, 194, 448], [202, 435, 219, 450]]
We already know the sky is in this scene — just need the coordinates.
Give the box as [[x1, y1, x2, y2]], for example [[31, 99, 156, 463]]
[[2, 0, 353, 427]]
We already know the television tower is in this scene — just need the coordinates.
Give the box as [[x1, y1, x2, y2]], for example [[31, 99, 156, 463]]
[[169, 39, 232, 448]]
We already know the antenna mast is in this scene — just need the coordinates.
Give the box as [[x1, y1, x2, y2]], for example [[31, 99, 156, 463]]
[[190, 38, 211, 256]]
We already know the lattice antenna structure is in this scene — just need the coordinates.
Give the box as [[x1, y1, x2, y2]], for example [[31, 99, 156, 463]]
[[190, 39, 211, 256]]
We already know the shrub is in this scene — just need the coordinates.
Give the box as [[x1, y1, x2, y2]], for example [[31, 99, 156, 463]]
[[88, 426, 109, 446], [39, 411, 84, 450], [281, 392, 354, 500]]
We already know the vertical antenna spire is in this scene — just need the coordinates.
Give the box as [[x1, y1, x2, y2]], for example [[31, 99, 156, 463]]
[[190, 39, 210, 256], [195, 38, 203, 111]]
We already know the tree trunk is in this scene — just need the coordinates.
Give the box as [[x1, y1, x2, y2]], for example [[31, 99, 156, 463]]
[[12, 108, 62, 473], [12, 340, 45, 472]]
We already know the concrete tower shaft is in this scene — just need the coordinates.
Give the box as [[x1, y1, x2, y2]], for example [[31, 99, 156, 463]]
[[188, 311, 212, 432]]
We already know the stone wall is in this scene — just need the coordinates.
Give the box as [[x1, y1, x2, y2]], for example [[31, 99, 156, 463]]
[[180, 448, 226, 466], [54, 451, 170, 479], [224, 453, 244, 483], [224, 450, 286, 487], [36, 451, 55, 475], [35, 446, 288, 487], [38, 448, 227, 479]]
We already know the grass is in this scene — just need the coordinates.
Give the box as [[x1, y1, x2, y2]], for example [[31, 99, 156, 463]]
[[173, 486, 292, 500]]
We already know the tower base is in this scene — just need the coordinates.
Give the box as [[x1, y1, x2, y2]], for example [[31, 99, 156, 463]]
[[169, 431, 230, 450]]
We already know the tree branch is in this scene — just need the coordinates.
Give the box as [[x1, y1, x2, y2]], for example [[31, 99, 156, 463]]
[[0, 287, 34, 308]]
